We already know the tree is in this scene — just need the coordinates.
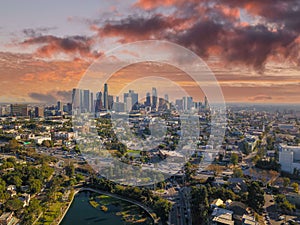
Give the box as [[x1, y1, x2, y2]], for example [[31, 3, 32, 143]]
[[8, 139, 19, 150], [191, 185, 209, 224], [247, 181, 265, 213], [7, 175, 23, 187], [5, 197, 24, 211], [230, 153, 239, 166], [65, 163, 75, 177], [291, 182, 299, 193], [233, 168, 243, 178], [283, 177, 290, 188], [29, 178, 42, 194], [153, 198, 172, 224]]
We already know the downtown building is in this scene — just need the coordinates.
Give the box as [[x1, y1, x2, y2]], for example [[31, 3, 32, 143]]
[[10, 104, 28, 116]]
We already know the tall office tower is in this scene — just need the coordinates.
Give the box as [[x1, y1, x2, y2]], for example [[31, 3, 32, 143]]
[[175, 99, 183, 111], [183, 97, 187, 110], [187, 96, 193, 110], [11, 104, 28, 116], [57, 101, 62, 111], [108, 95, 114, 110], [82, 90, 90, 112], [103, 83, 108, 110], [90, 92, 94, 112], [35, 106, 44, 117], [95, 92, 103, 112], [124, 90, 138, 111], [80, 89, 84, 111], [72, 88, 80, 109], [145, 92, 151, 106], [125, 96, 132, 112], [158, 97, 167, 110], [164, 94, 169, 102], [152, 87, 157, 110], [204, 96, 209, 109]]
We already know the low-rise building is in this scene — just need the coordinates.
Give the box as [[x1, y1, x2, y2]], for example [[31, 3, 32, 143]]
[[279, 144, 300, 174], [211, 207, 234, 225], [0, 212, 18, 225], [242, 214, 258, 225]]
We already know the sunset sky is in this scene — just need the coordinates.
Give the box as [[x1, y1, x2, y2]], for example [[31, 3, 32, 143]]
[[0, 0, 299, 103]]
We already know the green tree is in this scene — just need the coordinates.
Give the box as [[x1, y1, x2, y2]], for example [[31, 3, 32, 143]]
[[233, 168, 243, 178], [283, 177, 290, 188], [65, 163, 75, 177], [7, 175, 23, 187], [5, 197, 24, 211], [247, 181, 265, 213], [230, 153, 239, 166], [291, 182, 299, 193], [29, 178, 43, 194], [191, 185, 209, 224]]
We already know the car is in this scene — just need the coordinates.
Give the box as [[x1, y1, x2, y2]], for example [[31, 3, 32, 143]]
[[279, 216, 285, 220]]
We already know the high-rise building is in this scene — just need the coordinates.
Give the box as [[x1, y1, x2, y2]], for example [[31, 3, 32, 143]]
[[164, 94, 169, 102], [152, 87, 157, 110], [145, 92, 151, 107], [124, 90, 138, 111], [204, 96, 209, 109], [11, 104, 28, 116], [95, 91, 103, 112], [83, 90, 90, 112], [35, 106, 44, 117], [90, 92, 94, 112], [175, 99, 183, 111], [57, 101, 62, 111], [103, 83, 108, 110], [108, 95, 114, 110], [72, 88, 80, 109]]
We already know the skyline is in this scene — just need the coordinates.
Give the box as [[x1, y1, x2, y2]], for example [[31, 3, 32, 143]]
[[0, 1, 300, 103]]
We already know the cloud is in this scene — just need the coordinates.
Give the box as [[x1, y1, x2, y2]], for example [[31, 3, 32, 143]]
[[248, 95, 272, 101], [29, 92, 57, 103], [94, 14, 177, 42], [21, 35, 102, 60], [28, 90, 72, 103], [22, 27, 57, 37], [88, 0, 300, 71], [56, 90, 72, 102]]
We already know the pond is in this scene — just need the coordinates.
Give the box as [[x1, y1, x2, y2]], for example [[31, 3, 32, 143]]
[[60, 191, 153, 225]]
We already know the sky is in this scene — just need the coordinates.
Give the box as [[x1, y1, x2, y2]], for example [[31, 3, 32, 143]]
[[0, 0, 299, 104]]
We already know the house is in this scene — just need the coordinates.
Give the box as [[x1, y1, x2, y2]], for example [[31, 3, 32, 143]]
[[19, 193, 30, 207], [225, 199, 233, 208], [211, 207, 234, 225], [242, 214, 258, 225], [0, 212, 18, 225], [211, 199, 224, 208], [7, 185, 17, 197]]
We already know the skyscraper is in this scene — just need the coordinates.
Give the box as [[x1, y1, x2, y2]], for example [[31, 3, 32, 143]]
[[152, 87, 157, 110], [145, 92, 151, 107], [72, 88, 80, 109], [204, 96, 209, 109], [124, 90, 138, 111], [34, 106, 44, 117], [103, 83, 108, 110], [83, 90, 90, 112], [11, 104, 28, 116], [90, 92, 94, 112], [95, 92, 103, 112]]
